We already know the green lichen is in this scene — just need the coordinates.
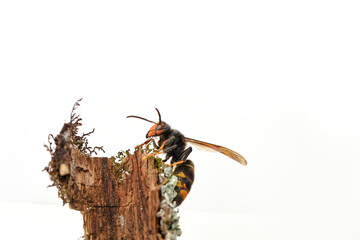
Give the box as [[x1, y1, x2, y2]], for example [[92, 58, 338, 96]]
[[157, 165, 182, 239], [131, 140, 182, 238]]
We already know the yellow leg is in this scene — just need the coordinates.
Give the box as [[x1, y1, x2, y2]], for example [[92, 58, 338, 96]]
[[162, 160, 185, 167], [142, 150, 166, 160], [135, 138, 153, 150], [142, 139, 167, 160]]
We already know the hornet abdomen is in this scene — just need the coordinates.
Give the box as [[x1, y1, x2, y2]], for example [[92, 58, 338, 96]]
[[173, 160, 195, 206]]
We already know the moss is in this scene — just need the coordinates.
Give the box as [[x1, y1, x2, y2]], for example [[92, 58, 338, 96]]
[[110, 150, 131, 184], [68, 98, 105, 156], [141, 139, 164, 172], [149, 156, 163, 172], [44, 98, 105, 205]]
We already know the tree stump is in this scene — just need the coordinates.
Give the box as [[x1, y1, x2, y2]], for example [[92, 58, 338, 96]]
[[44, 99, 181, 240]]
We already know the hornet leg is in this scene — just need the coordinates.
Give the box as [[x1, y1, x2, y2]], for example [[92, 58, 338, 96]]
[[135, 138, 154, 150], [163, 147, 193, 167], [142, 136, 176, 160]]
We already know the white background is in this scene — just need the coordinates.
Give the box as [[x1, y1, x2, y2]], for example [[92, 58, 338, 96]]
[[1, 1, 359, 239]]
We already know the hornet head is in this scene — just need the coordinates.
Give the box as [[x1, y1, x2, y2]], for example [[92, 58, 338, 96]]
[[127, 108, 171, 138]]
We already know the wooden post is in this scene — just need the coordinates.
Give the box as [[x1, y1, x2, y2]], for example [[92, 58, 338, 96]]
[[44, 100, 181, 240]]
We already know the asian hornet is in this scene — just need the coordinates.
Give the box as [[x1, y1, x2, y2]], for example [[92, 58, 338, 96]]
[[127, 108, 247, 206]]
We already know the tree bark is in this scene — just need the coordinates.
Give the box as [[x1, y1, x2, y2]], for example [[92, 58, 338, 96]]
[[72, 148, 161, 240], [44, 100, 184, 240], [46, 122, 162, 239], [45, 100, 181, 239]]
